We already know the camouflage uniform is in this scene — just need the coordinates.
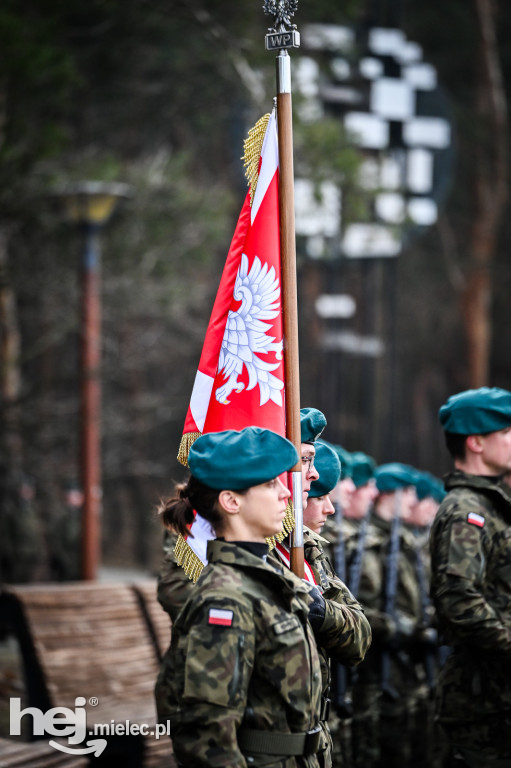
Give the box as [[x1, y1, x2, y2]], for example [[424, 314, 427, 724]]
[[348, 513, 423, 767], [401, 521, 439, 768], [156, 539, 324, 768], [286, 528, 372, 768], [429, 471, 511, 766], [157, 531, 195, 624]]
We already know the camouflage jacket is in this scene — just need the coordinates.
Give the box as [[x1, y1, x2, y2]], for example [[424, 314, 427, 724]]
[[429, 471, 511, 722], [158, 539, 323, 768]]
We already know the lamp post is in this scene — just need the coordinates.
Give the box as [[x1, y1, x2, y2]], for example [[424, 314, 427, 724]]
[[55, 181, 132, 580]]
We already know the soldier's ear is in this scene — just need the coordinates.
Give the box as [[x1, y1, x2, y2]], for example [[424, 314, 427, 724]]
[[218, 490, 241, 515], [466, 434, 484, 454]]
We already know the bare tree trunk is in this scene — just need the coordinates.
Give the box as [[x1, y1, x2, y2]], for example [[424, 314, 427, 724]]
[[462, 0, 508, 386]]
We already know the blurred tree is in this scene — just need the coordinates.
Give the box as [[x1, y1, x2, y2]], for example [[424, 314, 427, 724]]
[[0, 0, 78, 581], [461, 0, 508, 386], [403, 0, 509, 413]]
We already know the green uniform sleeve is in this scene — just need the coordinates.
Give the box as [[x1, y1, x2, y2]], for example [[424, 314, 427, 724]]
[[320, 588, 372, 666], [304, 533, 372, 666], [169, 597, 255, 767], [431, 501, 511, 655]]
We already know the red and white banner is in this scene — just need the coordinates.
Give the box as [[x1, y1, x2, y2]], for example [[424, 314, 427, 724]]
[[178, 110, 284, 464], [175, 110, 290, 578]]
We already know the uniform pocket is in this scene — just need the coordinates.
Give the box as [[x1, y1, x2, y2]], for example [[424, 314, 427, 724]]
[[183, 624, 248, 708]]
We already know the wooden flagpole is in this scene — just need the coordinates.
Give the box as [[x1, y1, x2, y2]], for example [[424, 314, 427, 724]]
[[264, 2, 303, 578]]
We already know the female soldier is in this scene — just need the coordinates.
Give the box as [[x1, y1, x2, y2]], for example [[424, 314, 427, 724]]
[[155, 426, 324, 768]]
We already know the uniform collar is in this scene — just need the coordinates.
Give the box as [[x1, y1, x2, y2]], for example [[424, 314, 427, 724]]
[[205, 538, 312, 601], [445, 469, 511, 505], [303, 526, 329, 545]]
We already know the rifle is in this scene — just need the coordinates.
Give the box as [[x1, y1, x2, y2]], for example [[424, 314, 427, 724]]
[[346, 507, 371, 687], [331, 498, 353, 718], [347, 506, 372, 599], [381, 488, 402, 701]]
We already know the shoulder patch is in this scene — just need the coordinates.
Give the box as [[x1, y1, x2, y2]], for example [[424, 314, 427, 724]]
[[467, 512, 485, 528], [208, 608, 234, 626]]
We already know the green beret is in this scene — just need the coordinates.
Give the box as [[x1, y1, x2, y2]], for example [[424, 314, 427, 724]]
[[439, 387, 511, 435], [321, 441, 353, 480], [375, 463, 419, 493], [350, 451, 376, 488], [415, 472, 446, 503], [188, 427, 298, 490], [309, 441, 341, 498], [300, 407, 327, 443]]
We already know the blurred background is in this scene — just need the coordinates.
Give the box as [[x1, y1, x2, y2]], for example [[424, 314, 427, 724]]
[[1, 0, 510, 582]]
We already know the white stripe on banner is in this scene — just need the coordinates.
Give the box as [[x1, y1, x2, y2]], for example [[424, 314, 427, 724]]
[[251, 110, 278, 225], [189, 369, 215, 433]]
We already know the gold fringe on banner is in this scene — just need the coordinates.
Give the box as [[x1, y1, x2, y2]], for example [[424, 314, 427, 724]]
[[177, 431, 202, 467], [266, 500, 296, 549], [243, 112, 271, 206], [174, 533, 206, 583]]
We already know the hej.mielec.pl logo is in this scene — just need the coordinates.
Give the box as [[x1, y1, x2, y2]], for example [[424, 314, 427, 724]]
[[10, 697, 107, 757]]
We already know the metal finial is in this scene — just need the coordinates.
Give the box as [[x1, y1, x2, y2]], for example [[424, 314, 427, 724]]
[[263, 0, 300, 51], [263, 0, 298, 33]]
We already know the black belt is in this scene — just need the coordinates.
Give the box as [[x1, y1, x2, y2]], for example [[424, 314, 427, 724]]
[[238, 725, 322, 757]]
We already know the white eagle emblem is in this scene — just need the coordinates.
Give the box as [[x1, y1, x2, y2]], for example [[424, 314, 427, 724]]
[[215, 254, 284, 407]]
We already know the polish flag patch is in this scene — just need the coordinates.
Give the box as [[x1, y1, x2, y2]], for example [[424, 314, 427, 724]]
[[208, 608, 234, 626], [467, 512, 485, 528]]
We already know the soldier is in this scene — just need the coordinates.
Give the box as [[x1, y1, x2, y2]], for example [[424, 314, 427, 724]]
[[346, 452, 378, 528], [429, 386, 511, 767], [329, 445, 356, 521], [348, 462, 423, 768], [157, 409, 324, 623], [338, 451, 379, 599], [402, 471, 446, 768], [304, 441, 342, 535], [294, 414, 372, 768], [413, 472, 445, 529], [320, 442, 356, 589], [318, 449, 377, 759], [155, 426, 324, 767], [305, 442, 374, 768], [273, 412, 372, 768]]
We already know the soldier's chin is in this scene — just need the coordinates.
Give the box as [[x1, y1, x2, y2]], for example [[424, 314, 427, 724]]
[[267, 519, 285, 537]]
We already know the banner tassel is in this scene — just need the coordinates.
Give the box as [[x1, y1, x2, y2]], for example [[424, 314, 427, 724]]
[[243, 112, 271, 205], [177, 431, 202, 467], [174, 534, 206, 583]]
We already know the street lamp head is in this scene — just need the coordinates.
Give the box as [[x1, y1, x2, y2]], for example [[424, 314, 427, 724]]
[[53, 180, 133, 227]]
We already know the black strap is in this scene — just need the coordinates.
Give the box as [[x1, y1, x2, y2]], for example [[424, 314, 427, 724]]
[[320, 696, 331, 721], [238, 725, 321, 756]]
